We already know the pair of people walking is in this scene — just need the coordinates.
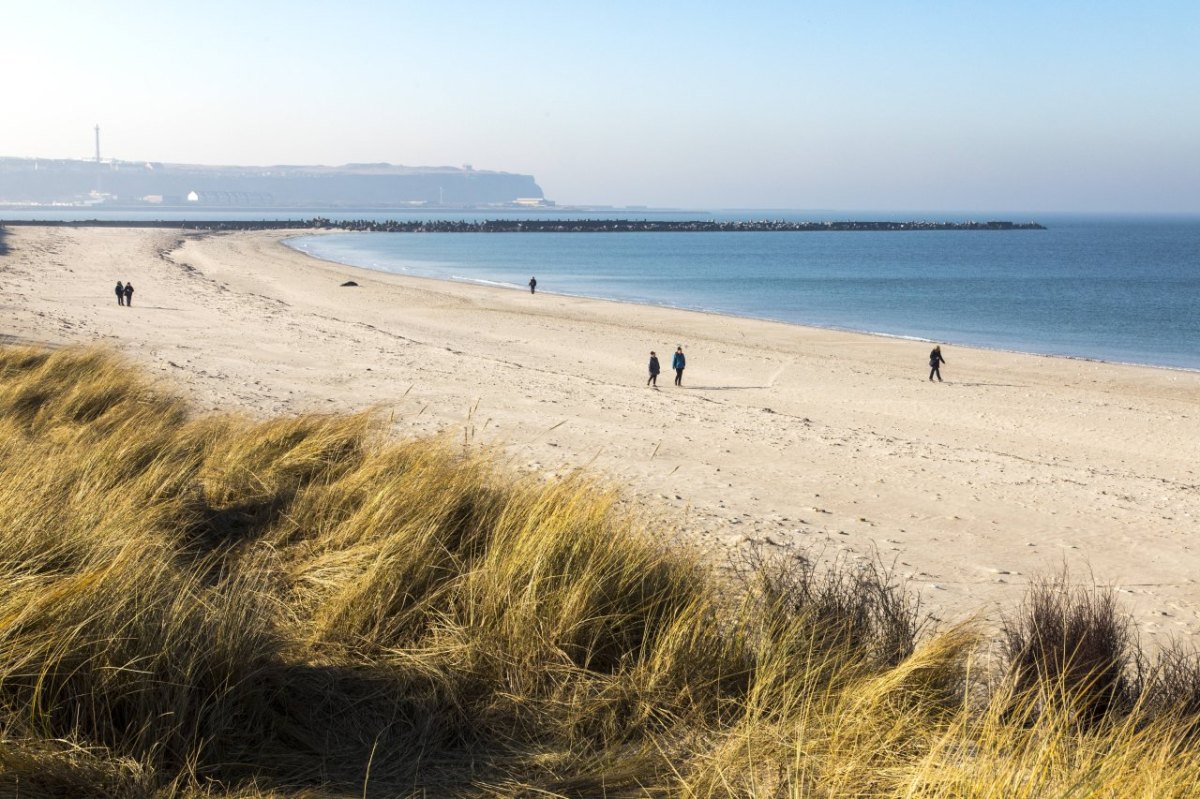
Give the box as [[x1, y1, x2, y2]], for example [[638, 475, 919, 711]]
[[648, 346, 686, 387], [114, 281, 134, 307]]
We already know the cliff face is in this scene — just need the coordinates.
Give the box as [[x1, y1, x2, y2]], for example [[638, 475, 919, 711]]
[[0, 158, 544, 206]]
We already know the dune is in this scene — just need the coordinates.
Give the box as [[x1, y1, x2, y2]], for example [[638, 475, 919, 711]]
[[3, 224, 1199, 639]]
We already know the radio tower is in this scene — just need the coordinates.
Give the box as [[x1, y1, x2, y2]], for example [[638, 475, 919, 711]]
[[95, 124, 101, 163]]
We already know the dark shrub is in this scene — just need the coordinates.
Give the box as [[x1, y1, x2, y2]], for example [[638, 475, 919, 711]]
[[1001, 572, 1135, 724]]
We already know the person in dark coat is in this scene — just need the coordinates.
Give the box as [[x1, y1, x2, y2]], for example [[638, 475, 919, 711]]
[[672, 346, 686, 386], [528, 276, 537, 294], [929, 345, 946, 382], [115, 281, 125, 306], [123, 281, 134, 307], [647, 351, 661, 387]]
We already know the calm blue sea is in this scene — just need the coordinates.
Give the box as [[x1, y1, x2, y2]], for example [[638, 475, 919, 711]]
[[5, 208, 1196, 369], [283, 213, 1200, 371]]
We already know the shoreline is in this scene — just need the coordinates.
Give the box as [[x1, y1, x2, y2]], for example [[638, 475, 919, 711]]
[[283, 234, 1200, 375], [4, 225, 1200, 642]]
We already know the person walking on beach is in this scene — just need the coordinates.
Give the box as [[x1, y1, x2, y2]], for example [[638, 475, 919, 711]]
[[528, 276, 537, 294], [123, 281, 134, 307], [929, 345, 946, 382], [115, 281, 125, 306], [672, 346, 686, 386], [647, 351, 661, 387]]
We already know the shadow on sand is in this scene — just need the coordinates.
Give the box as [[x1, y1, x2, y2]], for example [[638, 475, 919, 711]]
[[685, 385, 769, 391], [0, 226, 9, 257]]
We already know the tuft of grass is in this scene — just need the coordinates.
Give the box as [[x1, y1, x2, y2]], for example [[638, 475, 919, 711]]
[[735, 543, 929, 669], [2, 344, 1200, 797], [1141, 643, 1200, 726], [1000, 571, 1135, 724]]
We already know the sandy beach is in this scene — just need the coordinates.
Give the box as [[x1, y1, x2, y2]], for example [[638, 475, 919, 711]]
[[3, 224, 1199, 638]]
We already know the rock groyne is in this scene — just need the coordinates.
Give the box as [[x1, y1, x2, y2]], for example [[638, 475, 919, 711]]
[[0, 218, 1046, 232]]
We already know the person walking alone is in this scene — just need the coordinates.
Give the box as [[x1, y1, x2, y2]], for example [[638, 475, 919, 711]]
[[647, 351, 661, 388], [528, 276, 537, 294], [672, 346, 686, 386], [115, 281, 125, 306], [123, 281, 135, 307], [929, 345, 946, 382]]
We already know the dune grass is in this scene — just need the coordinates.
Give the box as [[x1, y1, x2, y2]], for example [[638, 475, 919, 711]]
[[1, 344, 1199, 797]]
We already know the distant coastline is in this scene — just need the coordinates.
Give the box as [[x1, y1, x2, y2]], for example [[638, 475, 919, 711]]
[[0, 155, 545, 207], [0, 217, 1046, 232]]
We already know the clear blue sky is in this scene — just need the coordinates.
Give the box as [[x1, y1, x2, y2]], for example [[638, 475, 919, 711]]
[[3, 1, 1197, 211]]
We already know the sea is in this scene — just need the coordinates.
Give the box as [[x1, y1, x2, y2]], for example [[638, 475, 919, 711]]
[[286, 211, 1200, 371], [7, 209, 1199, 370]]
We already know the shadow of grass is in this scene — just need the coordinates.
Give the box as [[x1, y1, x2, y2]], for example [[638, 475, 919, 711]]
[[194, 661, 474, 794]]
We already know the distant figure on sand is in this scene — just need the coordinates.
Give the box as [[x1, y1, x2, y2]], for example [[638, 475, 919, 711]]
[[115, 281, 125, 306], [647, 351, 661, 387], [672, 346, 686, 386], [929, 345, 945, 382], [123, 282, 134, 307], [528, 276, 537, 294]]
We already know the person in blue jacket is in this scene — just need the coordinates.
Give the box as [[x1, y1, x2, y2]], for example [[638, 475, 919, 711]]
[[647, 351, 661, 387], [672, 346, 686, 386]]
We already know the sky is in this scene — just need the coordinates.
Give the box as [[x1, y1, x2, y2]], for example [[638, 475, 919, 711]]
[[2, 1, 1198, 212]]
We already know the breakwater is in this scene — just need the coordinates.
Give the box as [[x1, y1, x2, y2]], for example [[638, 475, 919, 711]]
[[0, 218, 1046, 232]]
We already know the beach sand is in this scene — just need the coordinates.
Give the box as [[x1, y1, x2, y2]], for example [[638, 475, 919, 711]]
[[4, 225, 1199, 638]]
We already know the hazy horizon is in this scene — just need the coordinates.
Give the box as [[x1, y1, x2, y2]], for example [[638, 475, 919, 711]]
[[3, 1, 1197, 213]]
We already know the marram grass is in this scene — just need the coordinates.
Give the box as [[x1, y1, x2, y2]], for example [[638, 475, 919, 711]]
[[0, 344, 1198, 798]]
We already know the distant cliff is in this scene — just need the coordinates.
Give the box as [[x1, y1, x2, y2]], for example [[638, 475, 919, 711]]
[[0, 157, 545, 207]]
